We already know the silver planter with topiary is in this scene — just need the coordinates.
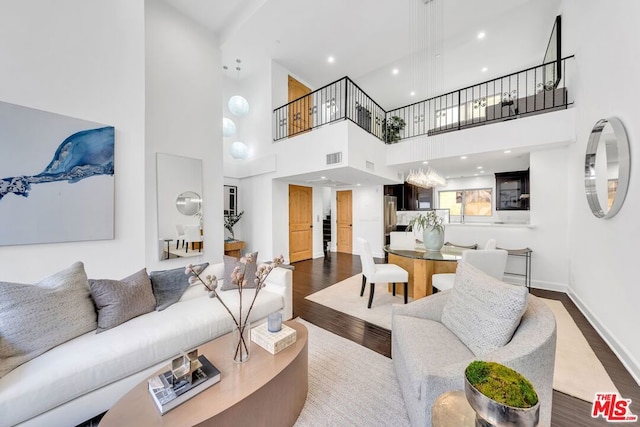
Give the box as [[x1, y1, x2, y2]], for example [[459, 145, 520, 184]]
[[464, 361, 540, 427]]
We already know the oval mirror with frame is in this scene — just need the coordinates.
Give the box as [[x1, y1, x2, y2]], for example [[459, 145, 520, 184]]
[[584, 117, 630, 218]]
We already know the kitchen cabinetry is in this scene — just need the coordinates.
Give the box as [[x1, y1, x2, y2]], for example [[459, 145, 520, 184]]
[[495, 170, 530, 210], [384, 183, 434, 211]]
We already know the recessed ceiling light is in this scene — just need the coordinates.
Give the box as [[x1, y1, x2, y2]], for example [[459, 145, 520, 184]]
[[410, 91, 416, 96], [481, 67, 488, 72], [356, 183, 361, 187], [504, 150, 512, 154], [423, 161, 429, 164], [477, 32, 486, 40], [445, 176, 450, 179], [460, 156, 468, 160], [327, 56, 335, 63], [477, 166, 483, 169], [479, 170, 485, 173], [321, 176, 326, 179], [392, 68, 399, 75]]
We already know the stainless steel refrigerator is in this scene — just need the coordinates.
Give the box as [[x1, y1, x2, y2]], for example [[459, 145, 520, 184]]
[[384, 195, 397, 238]]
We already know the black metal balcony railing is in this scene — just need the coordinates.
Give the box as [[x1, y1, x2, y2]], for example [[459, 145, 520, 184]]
[[273, 56, 574, 143], [273, 77, 386, 142]]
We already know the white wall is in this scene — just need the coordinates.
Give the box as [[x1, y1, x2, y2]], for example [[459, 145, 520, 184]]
[[386, 108, 575, 167], [562, 0, 640, 383], [443, 147, 570, 290], [329, 186, 384, 258], [0, 0, 146, 281], [352, 186, 385, 258], [145, 0, 223, 271]]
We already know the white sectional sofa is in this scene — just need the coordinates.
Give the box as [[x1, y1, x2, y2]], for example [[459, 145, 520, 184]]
[[0, 262, 292, 427]]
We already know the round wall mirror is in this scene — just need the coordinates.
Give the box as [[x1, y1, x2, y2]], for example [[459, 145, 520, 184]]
[[176, 191, 202, 216], [584, 117, 630, 218]]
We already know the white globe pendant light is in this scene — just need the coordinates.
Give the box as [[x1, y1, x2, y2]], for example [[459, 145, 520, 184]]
[[230, 141, 249, 160], [222, 117, 236, 137], [228, 95, 249, 117]]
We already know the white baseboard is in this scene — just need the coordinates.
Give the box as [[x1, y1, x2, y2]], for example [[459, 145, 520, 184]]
[[503, 274, 568, 293], [567, 287, 640, 387], [313, 251, 325, 259], [508, 276, 640, 386]]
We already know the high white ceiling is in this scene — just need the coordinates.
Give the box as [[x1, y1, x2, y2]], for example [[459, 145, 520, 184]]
[[165, 0, 561, 180]]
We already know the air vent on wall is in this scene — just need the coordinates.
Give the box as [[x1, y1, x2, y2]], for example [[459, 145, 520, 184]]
[[326, 152, 342, 165], [366, 161, 375, 171]]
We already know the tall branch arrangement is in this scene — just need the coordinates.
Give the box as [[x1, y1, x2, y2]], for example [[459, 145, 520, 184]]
[[185, 253, 284, 361]]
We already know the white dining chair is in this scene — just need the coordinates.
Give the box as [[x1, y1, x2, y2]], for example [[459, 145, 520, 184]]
[[484, 238, 497, 249], [358, 237, 409, 308], [175, 224, 186, 249], [431, 249, 508, 292], [184, 225, 203, 253]]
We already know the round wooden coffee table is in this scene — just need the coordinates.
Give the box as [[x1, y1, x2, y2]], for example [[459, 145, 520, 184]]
[[100, 321, 308, 427]]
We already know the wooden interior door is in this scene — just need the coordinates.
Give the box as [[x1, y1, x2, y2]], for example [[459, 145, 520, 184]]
[[288, 75, 312, 136], [336, 190, 353, 254], [289, 185, 313, 263]]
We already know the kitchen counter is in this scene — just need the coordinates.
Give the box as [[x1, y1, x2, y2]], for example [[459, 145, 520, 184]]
[[446, 222, 535, 228]]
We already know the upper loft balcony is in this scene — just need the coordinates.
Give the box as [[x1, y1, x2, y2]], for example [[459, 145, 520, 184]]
[[273, 56, 575, 145]]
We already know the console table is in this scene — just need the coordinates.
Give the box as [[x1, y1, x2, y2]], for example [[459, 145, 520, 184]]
[[384, 245, 463, 298], [224, 240, 245, 258]]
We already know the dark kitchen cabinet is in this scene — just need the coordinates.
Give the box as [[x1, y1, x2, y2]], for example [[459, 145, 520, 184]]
[[384, 183, 434, 211], [495, 170, 530, 210]]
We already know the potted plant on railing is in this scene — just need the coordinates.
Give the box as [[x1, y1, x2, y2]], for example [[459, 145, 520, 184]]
[[464, 361, 540, 427], [407, 210, 444, 251], [383, 115, 406, 143]]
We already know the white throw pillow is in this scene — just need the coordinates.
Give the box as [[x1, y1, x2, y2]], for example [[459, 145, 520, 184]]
[[441, 260, 528, 356]]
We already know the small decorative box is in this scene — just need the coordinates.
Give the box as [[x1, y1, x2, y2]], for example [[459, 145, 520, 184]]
[[251, 322, 297, 354]]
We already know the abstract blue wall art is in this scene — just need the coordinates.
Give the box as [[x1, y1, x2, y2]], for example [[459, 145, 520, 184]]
[[0, 101, 115, 245]]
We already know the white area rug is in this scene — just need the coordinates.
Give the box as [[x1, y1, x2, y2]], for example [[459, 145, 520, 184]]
[[165, 245, 202, 259], [305, 273, 410, 330], [293, 319, 410, 426], [543, 299, 619, 402], [306, 274, 619, 403]]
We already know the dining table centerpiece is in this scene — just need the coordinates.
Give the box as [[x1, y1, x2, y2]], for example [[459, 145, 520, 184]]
[[407, 210, 445, 251], [185, 253, 284, 363]]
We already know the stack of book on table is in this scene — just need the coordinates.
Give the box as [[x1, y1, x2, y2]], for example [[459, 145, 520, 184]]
[[251, 323, 297, 354], [148, 353, 220, 414]]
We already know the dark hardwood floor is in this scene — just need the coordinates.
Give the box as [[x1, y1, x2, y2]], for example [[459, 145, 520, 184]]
[[293, 252, 640, 427]]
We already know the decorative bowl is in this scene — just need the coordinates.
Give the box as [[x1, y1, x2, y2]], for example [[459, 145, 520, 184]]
[[464, 376, 540, 427]]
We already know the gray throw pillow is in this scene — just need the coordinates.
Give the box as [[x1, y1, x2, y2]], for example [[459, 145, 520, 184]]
[[441, 260, 528, 356], [89, 269, 156, 333], [221, 253, 259, 291], [150, 263, 208, 311], [0, 262, 97, 378]]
